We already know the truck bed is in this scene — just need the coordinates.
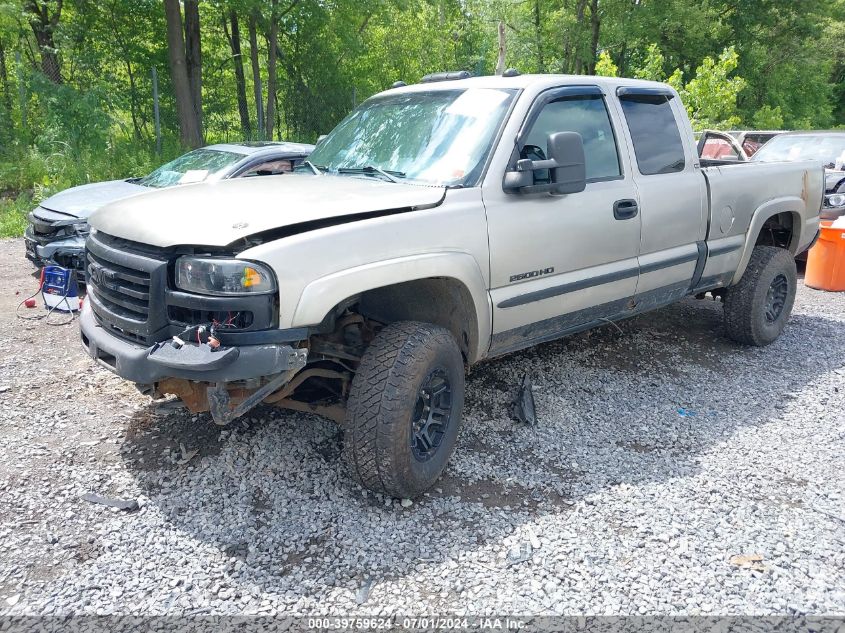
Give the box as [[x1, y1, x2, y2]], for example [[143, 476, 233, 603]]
[[699, 159, 823, 287]]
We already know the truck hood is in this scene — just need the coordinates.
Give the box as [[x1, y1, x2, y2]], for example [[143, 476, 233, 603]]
[[89, 174, 447, 248], [39, 179, 149, 219]]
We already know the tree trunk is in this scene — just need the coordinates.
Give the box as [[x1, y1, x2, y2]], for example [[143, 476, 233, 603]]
[[588, 0, 600, 75], [572, 0, 588, 75], [163, 0, 202, 148], [126, 60, 142, 139], [495, 21, 506, 76], [248, 11, 264, 140], [24, 0, 63, 83], [183, 0, 203, 141], [223, 10, 251, 138], [264, 0, 279, 140], [533, 0, 544, 73], [0, 37, 12, 116]]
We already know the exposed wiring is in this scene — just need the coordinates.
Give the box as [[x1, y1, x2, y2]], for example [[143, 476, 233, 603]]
[[15, 282, 76, 326]]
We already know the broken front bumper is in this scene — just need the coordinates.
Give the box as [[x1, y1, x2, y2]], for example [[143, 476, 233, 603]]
[[24, 226, 86, 274], [79, 301, 307, 385]]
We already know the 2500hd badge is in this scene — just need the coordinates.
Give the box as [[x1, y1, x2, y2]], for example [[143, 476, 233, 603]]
[[509, 267, 555, 282]]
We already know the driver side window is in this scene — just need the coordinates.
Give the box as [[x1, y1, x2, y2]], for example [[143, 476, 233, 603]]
[[521, 96, 622, 183]]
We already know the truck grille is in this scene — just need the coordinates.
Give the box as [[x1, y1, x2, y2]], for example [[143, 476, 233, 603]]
[[85, 232, 170, 345]]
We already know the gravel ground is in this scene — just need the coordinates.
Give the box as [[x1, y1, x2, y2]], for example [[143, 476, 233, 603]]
[[0, 237, 843, 618]]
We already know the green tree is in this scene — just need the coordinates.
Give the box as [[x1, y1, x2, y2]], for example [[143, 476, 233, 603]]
[[633, 43, 665, 82], [676, 47, 747, 129], [594, 50, 617, 77], [751, 105, 784, 130]]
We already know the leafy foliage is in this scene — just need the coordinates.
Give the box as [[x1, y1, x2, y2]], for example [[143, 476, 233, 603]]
[[675, 47, 747, 129], [594, 51, 618, 77], [0, 0, 842, 236]]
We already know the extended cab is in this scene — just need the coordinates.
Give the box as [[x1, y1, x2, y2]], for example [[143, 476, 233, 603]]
[[80, 74, 823, 498]]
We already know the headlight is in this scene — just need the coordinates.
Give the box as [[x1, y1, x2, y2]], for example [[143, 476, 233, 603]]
[[72, 222, 90, 235], [175, 257, 277, 295], [825, 193, 845, 208]]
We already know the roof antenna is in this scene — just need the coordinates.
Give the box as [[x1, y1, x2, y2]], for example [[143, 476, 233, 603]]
[[391, 80, 407, 89]]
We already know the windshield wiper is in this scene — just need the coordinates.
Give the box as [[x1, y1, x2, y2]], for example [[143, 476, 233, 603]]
[[302, 160, 327, 175], [337, 165, 405, 183]]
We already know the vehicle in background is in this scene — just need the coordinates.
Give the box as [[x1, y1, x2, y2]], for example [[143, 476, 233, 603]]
[[725, 130, 784, 157], [697, 129, 786, 162], [698, 130, 750, 161], [24, 141, 314, 277], [751, 131, 845, 220]]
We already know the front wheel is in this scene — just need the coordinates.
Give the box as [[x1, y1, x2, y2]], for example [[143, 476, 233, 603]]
[[723, 245, 797, 346], [343, 321, 465, 498]]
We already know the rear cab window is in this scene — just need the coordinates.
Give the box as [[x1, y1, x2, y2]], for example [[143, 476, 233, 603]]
[[618, 90, 686, 175]]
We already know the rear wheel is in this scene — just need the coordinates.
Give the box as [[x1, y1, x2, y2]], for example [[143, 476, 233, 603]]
[[343, 321, 464, 498], [723, 245, 797, 346]]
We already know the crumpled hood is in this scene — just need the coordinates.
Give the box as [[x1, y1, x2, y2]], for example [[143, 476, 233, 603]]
[[825, 169, 845, 193], [38, 179, 149, 219], [89, 174, 447, 248]]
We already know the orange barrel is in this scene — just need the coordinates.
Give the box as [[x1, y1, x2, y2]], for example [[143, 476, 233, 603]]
[[805, 221, 845, 291]]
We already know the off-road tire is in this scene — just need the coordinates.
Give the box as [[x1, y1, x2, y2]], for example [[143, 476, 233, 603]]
[[723, 245, 797, 346], [343, 321, 464, 498]]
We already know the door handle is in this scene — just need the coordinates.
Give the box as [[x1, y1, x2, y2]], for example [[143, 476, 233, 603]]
[[613, 199, 639, 220]]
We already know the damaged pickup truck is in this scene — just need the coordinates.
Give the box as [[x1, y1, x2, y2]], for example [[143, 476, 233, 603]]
[[80, 73, 823, 498]]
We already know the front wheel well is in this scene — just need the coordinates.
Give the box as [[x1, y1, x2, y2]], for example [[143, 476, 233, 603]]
[[355, 278, 479, 364]]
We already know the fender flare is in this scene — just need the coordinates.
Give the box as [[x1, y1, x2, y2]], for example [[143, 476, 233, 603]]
[[290, 252, 492, 363], [730, 196, 805, 285]]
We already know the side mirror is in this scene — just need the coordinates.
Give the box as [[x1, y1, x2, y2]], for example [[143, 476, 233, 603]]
[[546, 131, 586, 194], [504, 131, 587, 195]]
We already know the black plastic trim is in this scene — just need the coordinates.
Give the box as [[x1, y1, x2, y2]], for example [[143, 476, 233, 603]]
[[692, 273, 731, 293], [515, 86, 605, 148], [802, 229, 821, 253], [213, 327, 309, 345], [616, 86, 676, 99], [165, 289, 276, 332], [639, 249, 699, 274], [497, 265, 638, 309], [490, 281, 691, 357], [499, 243, 712, 310], [80, 302, 305, 384], [708, 242, 742, 257], [689, 241, 708, 290]]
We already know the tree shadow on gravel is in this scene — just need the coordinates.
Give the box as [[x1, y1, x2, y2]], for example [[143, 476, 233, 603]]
[[118, 294, 845, 597]]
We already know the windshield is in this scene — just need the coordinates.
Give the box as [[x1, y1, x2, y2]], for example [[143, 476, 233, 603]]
[[139, 149, 244, 188], [302, 88, 517, 186], [752, 134, 845, 170]]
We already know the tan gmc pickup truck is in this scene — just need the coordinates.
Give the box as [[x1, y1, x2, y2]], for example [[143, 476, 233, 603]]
[[80, 72, 823, 498]]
